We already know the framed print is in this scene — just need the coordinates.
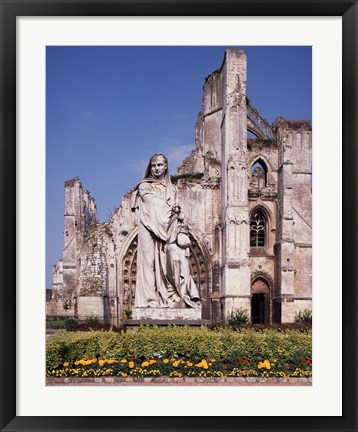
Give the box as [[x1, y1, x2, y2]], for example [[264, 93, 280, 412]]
[[1, 1, 357, 431]]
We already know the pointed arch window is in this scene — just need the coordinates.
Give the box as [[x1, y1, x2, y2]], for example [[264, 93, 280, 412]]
[[251, 159, 268, 190], [250, 211, 266, 247]]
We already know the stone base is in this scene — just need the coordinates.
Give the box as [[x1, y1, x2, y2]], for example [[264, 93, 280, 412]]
[[132, 307, 202, 321]]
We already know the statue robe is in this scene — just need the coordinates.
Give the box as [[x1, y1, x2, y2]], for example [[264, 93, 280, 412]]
[[133, 178, 199, 308]]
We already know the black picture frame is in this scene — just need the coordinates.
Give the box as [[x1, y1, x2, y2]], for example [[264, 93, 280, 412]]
[[0, 1, 356, 431]]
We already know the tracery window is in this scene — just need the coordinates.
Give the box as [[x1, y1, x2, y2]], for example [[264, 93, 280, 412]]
[[250, 211, 266, 247]]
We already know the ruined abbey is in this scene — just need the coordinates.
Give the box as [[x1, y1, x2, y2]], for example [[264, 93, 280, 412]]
[[46, 49, 312, 324]]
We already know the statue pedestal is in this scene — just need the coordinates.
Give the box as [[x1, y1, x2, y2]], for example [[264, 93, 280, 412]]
[[132, 307, 202, 321]]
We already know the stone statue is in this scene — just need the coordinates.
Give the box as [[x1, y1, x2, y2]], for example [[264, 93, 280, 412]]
[[131, 153, 200, 309]]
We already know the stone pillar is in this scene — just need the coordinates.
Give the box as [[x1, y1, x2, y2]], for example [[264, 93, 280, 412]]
[[220, 49, 251, 319], [62, 177, 83, 315], [276, 127, 295, 322]]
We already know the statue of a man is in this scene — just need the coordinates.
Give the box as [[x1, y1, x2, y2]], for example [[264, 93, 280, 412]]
[[131, 153, 200, 309]]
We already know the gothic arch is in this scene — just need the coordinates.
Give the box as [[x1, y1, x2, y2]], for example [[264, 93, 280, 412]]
[[249, 154, 273, 173], [250, 271, 273, 324], [250, 158, 269, 191], [119, 225, 212, 320], [249, 203, 273, 224], [251, 270, 274, 288], [119, 227, 139, 316]]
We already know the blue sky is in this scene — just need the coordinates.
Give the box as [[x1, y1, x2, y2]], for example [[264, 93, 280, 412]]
[[46, 46, 312, 288]]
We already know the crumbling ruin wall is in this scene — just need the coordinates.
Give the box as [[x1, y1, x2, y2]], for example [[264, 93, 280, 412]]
[[46, 177, 98, 318], [274, 119, 312, 322]]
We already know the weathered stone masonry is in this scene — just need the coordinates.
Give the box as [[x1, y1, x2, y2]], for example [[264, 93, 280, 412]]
[[47, 49, 312, 324]]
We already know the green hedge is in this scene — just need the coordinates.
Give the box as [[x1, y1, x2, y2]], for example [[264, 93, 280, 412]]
[[46, 326, 312, 371]]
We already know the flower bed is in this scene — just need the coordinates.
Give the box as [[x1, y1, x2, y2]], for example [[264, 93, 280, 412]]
[[46, 326, 312, 379], [47, 355, 311, 379]]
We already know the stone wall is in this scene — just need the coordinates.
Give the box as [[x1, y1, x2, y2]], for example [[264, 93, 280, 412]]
[[47, 376, 312, 386]]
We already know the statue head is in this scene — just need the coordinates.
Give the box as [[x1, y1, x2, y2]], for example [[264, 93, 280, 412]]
[[150, 154, 167, 180], [143, 153, 170, 182]]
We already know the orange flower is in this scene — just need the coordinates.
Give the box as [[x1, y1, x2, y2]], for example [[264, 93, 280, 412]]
[[129, 361, 135, 368], [99, 360, 105, 367], [63, 362, 69, 367], [163, 359, 169, 364]]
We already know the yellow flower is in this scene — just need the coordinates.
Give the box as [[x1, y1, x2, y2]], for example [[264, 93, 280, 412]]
[[258, 360, 271, 370], [163, 359, 169, 364], [99, 360, 105, 367], [186, 361, 193, 367], [149, 359, 156, 365], [129, 361, 134, 368], [195, 360, 209, 369], [63, 362, 69, 367], [142, 361, 149, 367], [172, 361, 180, 367], [120, 359, 127, 363]]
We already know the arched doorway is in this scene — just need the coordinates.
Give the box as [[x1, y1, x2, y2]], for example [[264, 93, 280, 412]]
[[251, 276, 271, 324]]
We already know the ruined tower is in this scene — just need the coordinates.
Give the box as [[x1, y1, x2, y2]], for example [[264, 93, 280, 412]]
[[220, 49, 251, 317]]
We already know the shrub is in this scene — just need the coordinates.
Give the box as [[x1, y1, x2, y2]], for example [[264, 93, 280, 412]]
[[211, 323, 311, 332], [227, 308, 250, 325], [46, 319, 66, 329], [294, 309, 312, 324], [64, 318, 78, 329], [85, 316, 101, 324], [46, 326, 312, 371], [46, 331, 121, 370]]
